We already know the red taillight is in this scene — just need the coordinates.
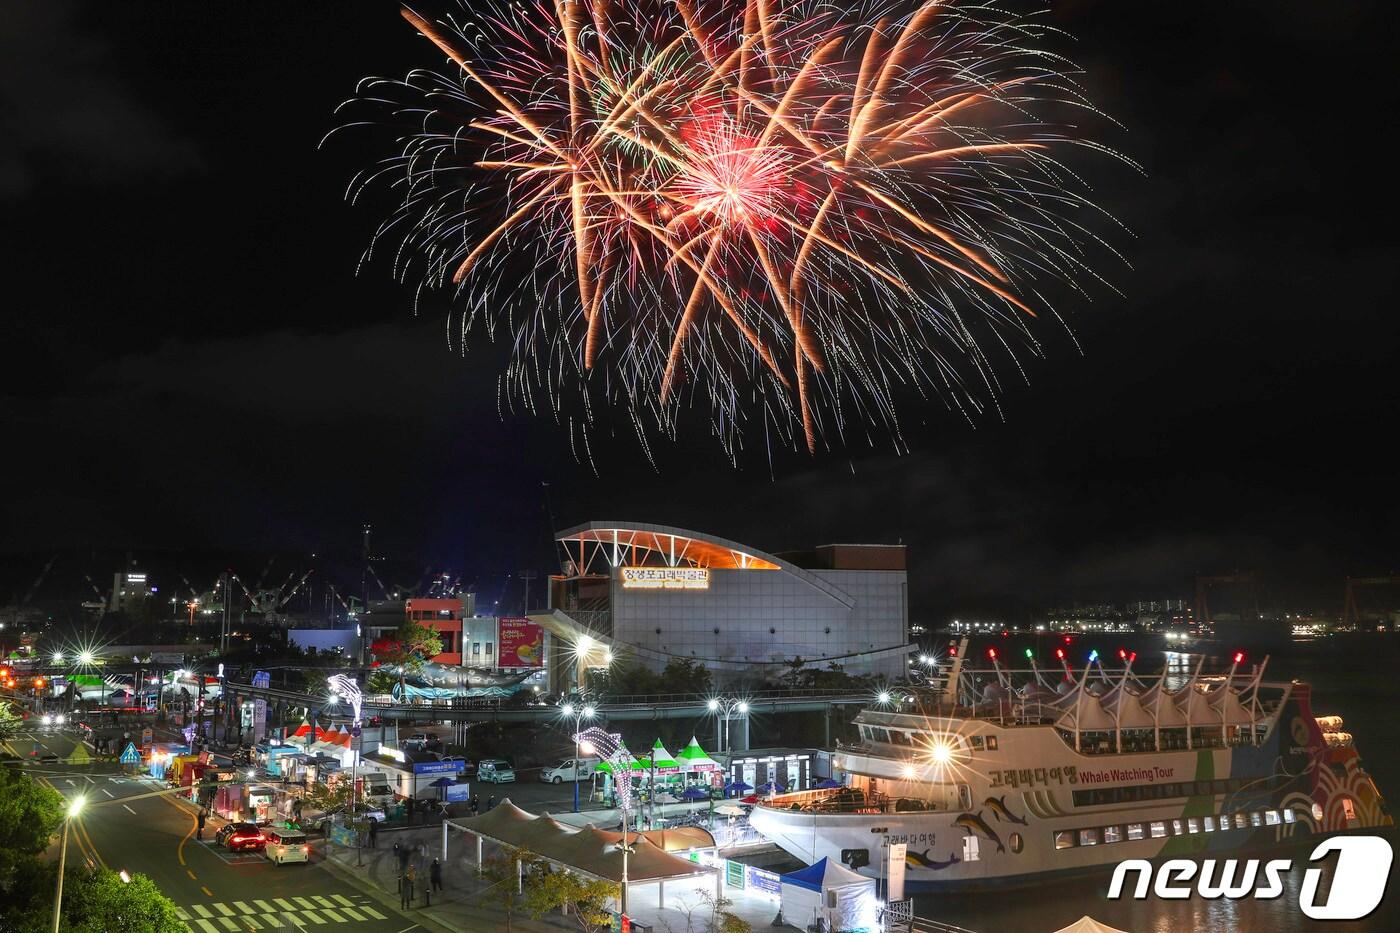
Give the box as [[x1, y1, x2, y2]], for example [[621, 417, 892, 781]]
[[303, 845, 310, 853]]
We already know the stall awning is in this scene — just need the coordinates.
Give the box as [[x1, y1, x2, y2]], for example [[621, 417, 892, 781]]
[[677, 736, 719, 772]]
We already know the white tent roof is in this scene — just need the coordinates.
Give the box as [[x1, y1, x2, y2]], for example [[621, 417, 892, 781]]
[[1106, 693, 1156, 730], [1209, 686, 1256, 726], [1052, 917, 1131, 933], [1056, 694, 1118, 732], [1143, 689, 1189, 727], [1177, 688, 1223, 727]]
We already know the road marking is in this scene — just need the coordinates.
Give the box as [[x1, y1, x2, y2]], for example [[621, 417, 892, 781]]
[[361, 906, 388, 920], [65, 779, 75, 787], [193, 904, 214, 918], [101, 788, 114, 798], [311, 896, 335, 908], [202, 886, 215, 897], [298, 911, 326, 925], [187, 869, 198, 880], [214, 903, 236, 916], [339, 907, 366, 921], [123, 803, 137, 814], [217, 918, 240, 931], [282, 912, 306, 928], [232, 901, 253, 914], [244, 918, 263, 930], [330, 895, 354, 907], [292, 897, 315, 910], [319, 908, 345, 923], [175, 907, 190, 920], [273, 899, 295, 911], [253, 900, 274, 913], [191, 919, 219, 933]]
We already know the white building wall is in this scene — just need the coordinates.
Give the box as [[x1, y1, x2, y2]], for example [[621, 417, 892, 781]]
[[609, 566, 907, 681]]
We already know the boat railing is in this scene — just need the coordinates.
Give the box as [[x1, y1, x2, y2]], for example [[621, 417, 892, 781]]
[[757, 787, 948, 816]]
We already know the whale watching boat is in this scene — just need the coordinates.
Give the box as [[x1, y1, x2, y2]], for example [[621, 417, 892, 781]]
[[749, 641, 1392, 890]]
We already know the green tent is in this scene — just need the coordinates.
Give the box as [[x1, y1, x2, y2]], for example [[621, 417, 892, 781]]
[[677, 736, 720, 772], [647, 739, 680, 774]]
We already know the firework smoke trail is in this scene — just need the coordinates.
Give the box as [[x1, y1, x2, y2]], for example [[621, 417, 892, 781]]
[[332, 0, 1131, 462]]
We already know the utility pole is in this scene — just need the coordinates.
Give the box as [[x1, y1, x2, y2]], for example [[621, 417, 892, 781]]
[[520, 569, 537, 615], [220, 572, 230, 655]]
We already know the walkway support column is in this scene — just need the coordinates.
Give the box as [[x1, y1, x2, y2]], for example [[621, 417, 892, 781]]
[[476, 833, 483, 875]]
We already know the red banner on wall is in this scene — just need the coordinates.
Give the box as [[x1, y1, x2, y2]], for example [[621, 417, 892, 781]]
[[498, 618, 544, 667]]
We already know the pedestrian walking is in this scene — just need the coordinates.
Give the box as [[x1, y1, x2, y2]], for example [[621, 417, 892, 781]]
[[196, 810, 207, 841], [487, 795, 496, 811], [406, 795, 415, 824], [430, 857, 443, 892], [368, 818, 378, 848], [404, 863, 417, 909], [398, 841, 411, 873], [469, 794, 479, 815], [399, 872, 411, 909]]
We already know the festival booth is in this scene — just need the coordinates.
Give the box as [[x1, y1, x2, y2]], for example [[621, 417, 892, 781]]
[[677, 737, 722, 790], [778, 857, 878, 933]]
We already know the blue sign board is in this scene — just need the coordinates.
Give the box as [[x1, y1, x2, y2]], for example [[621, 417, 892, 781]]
[[118, 742, 140, 765], [411, 760, 464, 775], [747, 866, 782, 897]]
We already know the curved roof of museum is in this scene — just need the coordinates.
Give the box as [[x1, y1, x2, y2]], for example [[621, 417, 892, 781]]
[[555, 521, 785, 571]]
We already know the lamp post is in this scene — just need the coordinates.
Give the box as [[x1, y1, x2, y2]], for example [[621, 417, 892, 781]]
[[327, 675, 363, 862], [560, 701, 595, 812], [706, 698, 750, 754], [51, 796, 85, 933]]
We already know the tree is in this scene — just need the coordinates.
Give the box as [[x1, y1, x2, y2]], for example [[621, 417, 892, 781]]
[[303, 780, 352, 816], [2, 865, 183, 933], [0, 767, 63, 890], [0, 700, 23, 743], [373, 619, 444, 695], [476, 847, 540, 932], [523, 868, 619, 933]]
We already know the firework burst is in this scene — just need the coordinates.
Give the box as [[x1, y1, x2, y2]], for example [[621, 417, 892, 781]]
[[334, 0, 1130, 461]]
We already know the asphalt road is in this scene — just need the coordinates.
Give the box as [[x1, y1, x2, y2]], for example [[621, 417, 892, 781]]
[[7, 726, 424, 932]]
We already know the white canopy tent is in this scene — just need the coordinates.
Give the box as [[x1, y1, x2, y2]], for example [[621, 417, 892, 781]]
[[1052, 917, 1131, 933], [779, 857, 878, 933]]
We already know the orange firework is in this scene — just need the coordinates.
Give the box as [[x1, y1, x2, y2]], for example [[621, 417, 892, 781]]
[[335, 0, 1129, 460]]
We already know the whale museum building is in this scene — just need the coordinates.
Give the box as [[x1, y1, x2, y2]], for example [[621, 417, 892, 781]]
[[545, 522, 910, 685]]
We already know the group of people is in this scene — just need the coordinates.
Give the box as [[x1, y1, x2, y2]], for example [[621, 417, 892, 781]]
[[467, 794, 496, 815], [393, 842, 443, 909]]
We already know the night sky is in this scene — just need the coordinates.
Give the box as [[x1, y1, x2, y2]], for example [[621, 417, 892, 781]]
[[2, 1, 1397, 618]]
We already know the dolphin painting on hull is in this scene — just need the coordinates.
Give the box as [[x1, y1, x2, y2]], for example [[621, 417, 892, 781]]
[[954, 810, 1006, 853], [983, 795, 1029, 826]]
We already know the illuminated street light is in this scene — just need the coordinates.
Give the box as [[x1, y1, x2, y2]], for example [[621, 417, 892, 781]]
[[78, 651, 94, 665], [560, 700, 596, 812], [52, 797, 86, 932], [707, 698, 750, 753], [51, 652, 63, 664]]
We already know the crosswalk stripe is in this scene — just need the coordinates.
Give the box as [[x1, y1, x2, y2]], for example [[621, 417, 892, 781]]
[[359, 905, 387, 920], [254, 900, 275, 913], [283, 913, 305, 928], [217, 918, 240, 931], [339, 907, 365, 922], [192, 920, 219, 933], [320, 908, 344, 923], [299, 910, 327, 925], [232, 901, 254, 914], [214, 903, 236, 916], [292, 897, 316, 910], [273, 899, 295, 911], [194, 905, 214, 918], [312, 896, 335, 909], [176, 907, 191, 920], [259, 914, 283, 929], [330, 895, 354, 907], [244, 917, 263, 930]]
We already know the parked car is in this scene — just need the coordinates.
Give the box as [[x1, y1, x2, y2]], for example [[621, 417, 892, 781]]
[[477, 759, 516, 783], [264, 828, 310, 864], [215, 822, 266, 852], [539, 758, 598, 784]]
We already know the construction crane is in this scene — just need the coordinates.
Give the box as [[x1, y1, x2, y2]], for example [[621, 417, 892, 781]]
[[21, 555, 57, 605], [1195, 573, 1258, 627], [1341, 576, 1400, 629]]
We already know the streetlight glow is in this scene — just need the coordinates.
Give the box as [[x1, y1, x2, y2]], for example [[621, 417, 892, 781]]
[[51, 652, 63, 664], [561, 703, 575, 716], [878, 691, 891, 704], [707, 698, 719, 711], [68, 796, 85, 818], [582, 705, 595, 718], [78, 651, 94, 665], [929, 741, 953, 765], [737, 701, 749, 714]]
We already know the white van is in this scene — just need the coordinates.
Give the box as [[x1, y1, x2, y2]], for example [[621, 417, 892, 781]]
[[539, 758, 599, 784], [264, 828, 310, 865], [358, 770, 394, 804]]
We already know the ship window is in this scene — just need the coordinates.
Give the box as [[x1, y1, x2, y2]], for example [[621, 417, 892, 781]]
[[1149, 821, 1167, 838], [1250, 811, 1263, 827], [1213, 779, 1230, 795], [1311, 803, 1324, 821], [1103, 825, 1123, 844], [1203, 816, 1216, 832], [1171, 819, 1184, 836], [1126, 823, 1145, 841], [1186, 817, 1200, 834], [1283, 808, 1297, 824], [1343, 798, 1356, 820], [1194, 781, 1212, 796], [1264, 810, 1281, 825], [985, 736, 998, 750], [870, 728, 890, 744], [1234, 813, 1248, 829], [1009, 832, 1024, 854], [970, 736, 984, 750], [1054, 830, 1076, 850], [1078, 828, 1099, 847]]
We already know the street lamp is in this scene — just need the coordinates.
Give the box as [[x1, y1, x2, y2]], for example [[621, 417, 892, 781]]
[[51, 796, 85, 933], [560, 701, 595, 812], [706, 698, 750, 754], [51, 652, 63, 664]]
